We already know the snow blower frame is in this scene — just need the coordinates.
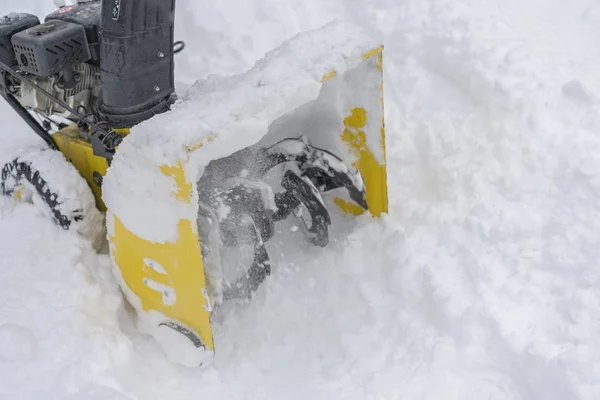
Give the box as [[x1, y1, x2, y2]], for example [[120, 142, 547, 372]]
[[0, 0, 388, 366]]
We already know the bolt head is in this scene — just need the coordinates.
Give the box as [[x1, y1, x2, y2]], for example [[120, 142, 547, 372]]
[[153, 85, 161, 92]]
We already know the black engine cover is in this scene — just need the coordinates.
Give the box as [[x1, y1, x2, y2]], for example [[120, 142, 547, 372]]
[[11, 19, 91, 76], [0, 13, 40, 67], [45, 1, 101, 62]]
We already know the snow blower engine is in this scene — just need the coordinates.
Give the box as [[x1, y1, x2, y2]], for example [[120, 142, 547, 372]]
[[0, 0, 179, 159], [0, 0, 388, 367]]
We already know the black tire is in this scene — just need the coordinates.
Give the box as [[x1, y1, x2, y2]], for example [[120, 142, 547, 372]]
[[1, 147, 105, 249]]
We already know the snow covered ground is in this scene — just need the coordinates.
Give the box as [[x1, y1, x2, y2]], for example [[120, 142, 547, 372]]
[[2, 0, 600, 399]]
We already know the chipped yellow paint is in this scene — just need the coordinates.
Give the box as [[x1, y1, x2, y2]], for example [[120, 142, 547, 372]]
[[142, 260, 173, 286], [321, 46, 384, 83], [14, 185, 25, 202], [110, 215, 214, 351], [321, 70, 338, 83], [160, 163, 193, 203], [361, 45, 384, 61], [186, 135, 216, 153], [340, 107, 388, 217]]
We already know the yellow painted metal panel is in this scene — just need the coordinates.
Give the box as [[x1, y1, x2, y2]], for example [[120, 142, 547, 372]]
[[108, 160, 214, 353], [52, 125, 108, 211], [109, 215, 214, 351], [336, 49, 388, 217], [339, 107, 388, 217]]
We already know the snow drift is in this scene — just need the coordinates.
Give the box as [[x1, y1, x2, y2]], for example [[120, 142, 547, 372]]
[[1, 0, 600, 399]]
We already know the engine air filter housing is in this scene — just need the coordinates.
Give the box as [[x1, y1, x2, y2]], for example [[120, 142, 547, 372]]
[[11, 19, 91, 76]]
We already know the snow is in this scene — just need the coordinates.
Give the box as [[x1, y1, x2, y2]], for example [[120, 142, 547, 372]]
[[1, 0, 600, 398], [0, 198, 127, 399]]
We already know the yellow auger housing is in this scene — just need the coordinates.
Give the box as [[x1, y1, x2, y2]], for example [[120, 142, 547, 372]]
[[102, 21, 388, 367]]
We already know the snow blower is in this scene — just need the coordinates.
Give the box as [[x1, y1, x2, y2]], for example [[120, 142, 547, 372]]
[[0, 0, 388, 366]]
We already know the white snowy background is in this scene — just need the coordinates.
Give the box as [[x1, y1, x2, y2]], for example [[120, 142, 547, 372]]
[[1, 0, 600, 399]]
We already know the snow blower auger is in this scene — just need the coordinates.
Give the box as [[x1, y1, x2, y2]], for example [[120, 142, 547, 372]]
[[0, 0, 388, 367]]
